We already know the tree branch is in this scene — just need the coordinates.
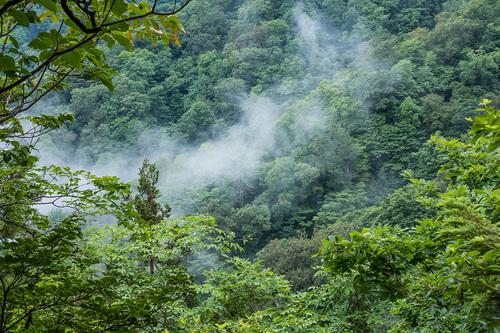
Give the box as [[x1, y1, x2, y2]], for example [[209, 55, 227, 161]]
[[0, 0, 23, 16], [60, 0, 101, 33], [0, 33, 97, 97]]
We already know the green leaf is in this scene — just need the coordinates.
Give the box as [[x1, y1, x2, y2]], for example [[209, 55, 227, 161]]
[[37, 0, 57, 12], [50, 14, 61, 23], [112, 33, 133, 52], [159, 18, 170, 31], [167, 15, 185, 33], [488, 137, 500, 152], [487, 265, 500, 271], [139, 1, 152, 12], [464, 301, 473, 314], [39, 10, 52, 22], [101, 35, 116, 48], [39, 50, 52, 61], [8, 9, 30, 27], [0, 55, 16, 72], [27, 37, 51, 50], [110, 0, 128, 16], [99, 76, 115, 93], [9, 35, 19, 48], [141, 17, 150, 29], [61, 50, 83, 71], [112, 21, 129, 32], [161, 36, 169, 48], [168, 22, 178, 35], [3, 152, 11, 163], [63, 17, 84, 32], [166, 33, 180, 47], [150, 18, 159, 30]]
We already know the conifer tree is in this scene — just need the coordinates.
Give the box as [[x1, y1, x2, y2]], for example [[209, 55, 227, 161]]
[[132, 158, 171, 275]]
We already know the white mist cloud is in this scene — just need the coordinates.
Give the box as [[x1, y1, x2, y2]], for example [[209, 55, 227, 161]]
[[160, 96, 281, 189], [294, 6, 342, 79]]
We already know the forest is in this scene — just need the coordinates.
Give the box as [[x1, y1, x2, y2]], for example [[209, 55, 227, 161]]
[[0, 0, 499, 331]]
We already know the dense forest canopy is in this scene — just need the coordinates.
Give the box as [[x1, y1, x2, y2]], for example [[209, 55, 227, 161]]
[[36, 0, 499, 250], [1, 0, 500, 331]]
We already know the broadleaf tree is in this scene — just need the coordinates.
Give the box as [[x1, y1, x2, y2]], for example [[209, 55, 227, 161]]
[[320, 100, 500, 332], [85, 214, 241, 332]]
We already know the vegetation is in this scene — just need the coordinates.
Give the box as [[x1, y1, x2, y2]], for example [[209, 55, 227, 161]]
[[1, 0, 500, 331], [320, 100, 500, 332], [43, 0, 500, 253]]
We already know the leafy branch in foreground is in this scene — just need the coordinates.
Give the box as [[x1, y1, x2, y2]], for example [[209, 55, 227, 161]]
[[0, 0, 187, 133], [0, 151, 139, 331]]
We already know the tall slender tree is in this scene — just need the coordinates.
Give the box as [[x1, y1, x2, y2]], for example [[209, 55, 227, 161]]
[[132, 158, 171, 275]]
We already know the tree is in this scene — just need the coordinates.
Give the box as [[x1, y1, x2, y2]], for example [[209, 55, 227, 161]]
[[320, 100, 500, 332], [130, 158, 172, 276], [0, 162, 141, 331], [86, 215, 240, 332], [233, 204, 271, 250], [133, 158, 172, 227], [458, 49, 499, 88], [258, 230, 326, 291], [175, 100, 215, 142], [176, 257, 331, 332]]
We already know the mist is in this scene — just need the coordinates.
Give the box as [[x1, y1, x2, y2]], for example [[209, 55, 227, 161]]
[[162, 97, 281, 188], [32, 2, 395, 220]]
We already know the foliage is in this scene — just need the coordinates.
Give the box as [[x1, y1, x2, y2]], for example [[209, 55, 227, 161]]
[[320, 101, 500, 332], [26, 0, 500, 253], [0, 1, 193, 331], [175, 255, 395, 332], [131, 158, 172, 227], [330, 185, 431, 230], [0, 0, 187, 135], [0, 144, 240, 331], [0, 151, 139, 331], [258, 232, 325, 291], [470, 99, 500, 152], [258, 224, 361, 291], [85, 215, 240, 332], [3, 0, 500, 330], [176, 258, 333, 333]]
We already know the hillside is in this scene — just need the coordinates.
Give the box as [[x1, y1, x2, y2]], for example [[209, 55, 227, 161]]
[[1, 0, 499, 331], [36, 0, 500, 252]]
